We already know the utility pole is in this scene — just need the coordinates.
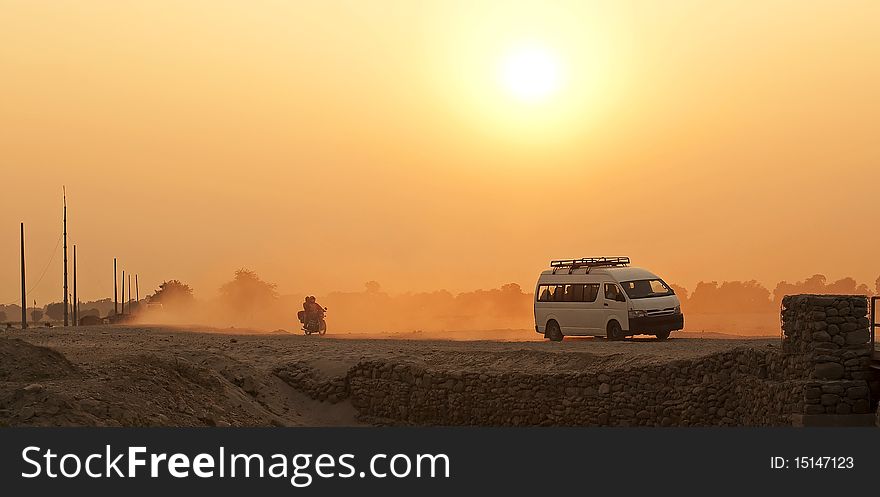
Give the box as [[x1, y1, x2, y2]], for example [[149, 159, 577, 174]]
[[20, 222, 27, 329], [73, 245, 78, 326], [63, 187, 69, 326], [114, 258, 118, 315], [135, 274, 139, 303], [121, 269, 125, 315], [128, 273, 131, 312]]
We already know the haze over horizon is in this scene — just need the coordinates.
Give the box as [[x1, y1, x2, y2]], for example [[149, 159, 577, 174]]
[[2, 1, 878, 305]]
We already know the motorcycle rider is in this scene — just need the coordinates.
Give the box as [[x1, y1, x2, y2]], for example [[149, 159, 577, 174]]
[[297, 296, 309, 326], [300, 296, 326, 331]]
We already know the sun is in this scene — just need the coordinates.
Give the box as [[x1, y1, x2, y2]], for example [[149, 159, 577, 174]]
[[499, 45, 563, 102]]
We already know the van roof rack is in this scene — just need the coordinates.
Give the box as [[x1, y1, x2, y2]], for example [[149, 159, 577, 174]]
[[550, 257, 630, 274]]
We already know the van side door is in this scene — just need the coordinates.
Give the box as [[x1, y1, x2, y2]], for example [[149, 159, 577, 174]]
[[603, 282, 630, 332]]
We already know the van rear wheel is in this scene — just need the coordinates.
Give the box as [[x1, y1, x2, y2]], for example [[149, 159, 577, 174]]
[[654, 330, 670, 340], [546, 321, 563, 342], [606, 321, 624, 341]]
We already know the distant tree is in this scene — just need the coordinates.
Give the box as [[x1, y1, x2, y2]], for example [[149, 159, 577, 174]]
[[31, 309, 43, 322], [364, 281, 382, 293], [669, 284, 689, 304], [688, 280, 772, 314], [773, 274, 827, 303], [1, 305, 22, 320], [81, 308, 100, 318], [774, 274, 874, 302], [46, 302, 66, 321], [149, 280, 195, 310], [825, 277, 858, 294], [219, 269, 278, 318]]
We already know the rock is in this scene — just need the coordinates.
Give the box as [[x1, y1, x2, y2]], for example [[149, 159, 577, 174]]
[[23, 383, 44, 393], [20, 405, 35, 420], [241, 376, 259, 395], [846, 386, 868, 399], [820, 394, 839, 406], [813, 362, 845, 380], [598, 383, 610, 394], [844, 329, 870, 345], [852, 399, 869, 414], [811, 331, 831, 342]]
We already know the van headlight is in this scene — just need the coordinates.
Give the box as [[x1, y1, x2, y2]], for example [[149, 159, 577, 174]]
[[674, 305, 681, 314], [629, 309, 647, 318]]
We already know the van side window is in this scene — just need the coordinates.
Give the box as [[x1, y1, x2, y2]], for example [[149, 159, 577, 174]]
[[537, 285, 566, 302], [538, 285, 550, 302], [604, 283, 623, 301], [583, 284, 599, 302], [564, 284, 584, 302], [553, 285, 565, 301], [538, 284, 599, 302]]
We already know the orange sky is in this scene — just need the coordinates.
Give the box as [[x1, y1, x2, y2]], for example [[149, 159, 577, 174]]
[[2, 0, 879, 305]]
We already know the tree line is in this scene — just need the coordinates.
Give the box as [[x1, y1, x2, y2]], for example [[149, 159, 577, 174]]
[[3, 271, 877, 333]]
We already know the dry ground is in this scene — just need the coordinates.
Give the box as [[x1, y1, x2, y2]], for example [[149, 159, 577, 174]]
[[0, 325, 778, 427]]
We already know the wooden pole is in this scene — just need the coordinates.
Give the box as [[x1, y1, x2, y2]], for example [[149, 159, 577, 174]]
[[128, 274, 131, 311], [121, 269, 125, 315], [135, 274, 139, 303], [114, 258, 118, 315], [73, 245, 78, 326], [20, 222, 27, 329], [63, 187, 69, 326]]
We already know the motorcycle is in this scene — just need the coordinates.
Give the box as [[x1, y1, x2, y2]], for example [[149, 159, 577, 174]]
[[300, 307, 327, 335]]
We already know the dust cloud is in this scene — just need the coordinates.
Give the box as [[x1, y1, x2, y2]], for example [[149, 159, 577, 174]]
[[126, 273, 532, 337], [7, 271, 876, 339]]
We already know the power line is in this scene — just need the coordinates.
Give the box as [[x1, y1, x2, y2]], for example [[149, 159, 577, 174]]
[[1, 232, 63, 306]]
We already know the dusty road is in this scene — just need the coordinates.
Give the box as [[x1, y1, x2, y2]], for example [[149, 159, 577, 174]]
[[1, 325, 778, 427]]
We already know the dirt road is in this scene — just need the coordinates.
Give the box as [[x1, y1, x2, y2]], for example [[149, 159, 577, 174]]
[[1, 325, 778, 427]]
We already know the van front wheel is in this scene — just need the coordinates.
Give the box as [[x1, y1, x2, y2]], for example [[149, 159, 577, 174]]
[[606, 321, 624, 341], [654, 330, 670, 340], [546, 321, 563, 342]]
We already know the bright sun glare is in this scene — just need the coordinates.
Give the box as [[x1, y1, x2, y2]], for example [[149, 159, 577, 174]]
[[499, 46, 563, 102]]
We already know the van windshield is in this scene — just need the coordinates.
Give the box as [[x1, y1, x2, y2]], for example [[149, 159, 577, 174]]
[[620, 279, 674, 299]]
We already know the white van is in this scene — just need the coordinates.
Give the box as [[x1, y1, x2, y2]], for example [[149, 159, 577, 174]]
[[534, 257, 684, 341]]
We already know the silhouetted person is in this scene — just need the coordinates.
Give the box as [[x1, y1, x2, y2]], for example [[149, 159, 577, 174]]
[[299, 296, 326, 329], [297, 296, 310, 325]]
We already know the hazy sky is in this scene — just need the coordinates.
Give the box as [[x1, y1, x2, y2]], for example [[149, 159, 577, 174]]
[[2, 0, 878, 305]]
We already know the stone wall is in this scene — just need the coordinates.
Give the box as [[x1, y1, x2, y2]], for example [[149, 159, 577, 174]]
[[781, 295, 877, 416], [344, 349, 803, 426], [273, 294, 877, 426]]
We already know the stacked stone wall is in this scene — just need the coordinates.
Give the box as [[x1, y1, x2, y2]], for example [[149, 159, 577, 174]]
[[345, 349, 802, 426], [781, 295, 877, 415]]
